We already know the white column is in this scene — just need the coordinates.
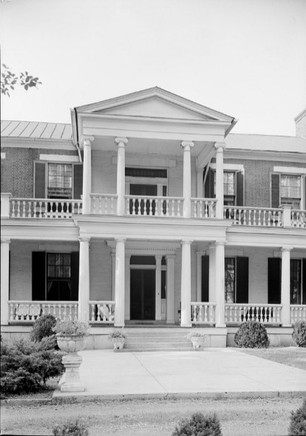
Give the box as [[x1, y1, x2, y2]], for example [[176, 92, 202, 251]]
[[281, 246, 292, 326], [196, 252, 202, 301], [180, 240, 192, 327], [111, 252, 115, 300], [166, 254, 175, 324], [181, 141, 194, 218], [78, 237, 90, 322], [114, 238, 125, 326], [1, 193, 12, 218], [125, 253, 131, 320], [1, 238, 10, 325], [215, 142, 225, 219], [115, 137, 128, 216], [155, 255, 162, 321], [196, 168, 203, 198], [82, 136, 94, 215], [209, 244, 216, 303], [214, 241, 225, 327]]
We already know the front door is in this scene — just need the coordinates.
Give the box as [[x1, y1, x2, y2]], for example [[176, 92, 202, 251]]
[[130, 269, 156, 320]]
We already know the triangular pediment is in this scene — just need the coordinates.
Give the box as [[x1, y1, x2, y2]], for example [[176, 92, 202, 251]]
[[76, 87, 234, 123]]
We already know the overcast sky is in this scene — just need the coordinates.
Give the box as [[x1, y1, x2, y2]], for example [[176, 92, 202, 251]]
[[1, 0, 306, 135]]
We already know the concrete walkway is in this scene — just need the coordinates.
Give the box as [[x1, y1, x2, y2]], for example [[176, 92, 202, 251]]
[[53, 348, 306, 400]]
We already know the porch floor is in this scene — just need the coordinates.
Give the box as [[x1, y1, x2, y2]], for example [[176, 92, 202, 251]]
[[53, 348, 306, 400]]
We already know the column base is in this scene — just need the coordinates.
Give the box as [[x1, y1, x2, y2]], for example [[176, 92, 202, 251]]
[[180, 323, 192, 328], [60, 354, 85, 393]]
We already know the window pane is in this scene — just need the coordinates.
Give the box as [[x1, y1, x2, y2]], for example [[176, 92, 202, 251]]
[[281, 175, 301, 199], [48, 163, 72, 198]]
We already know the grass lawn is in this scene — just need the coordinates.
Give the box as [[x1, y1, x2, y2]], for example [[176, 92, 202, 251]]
[[237, 346, 306, 371]]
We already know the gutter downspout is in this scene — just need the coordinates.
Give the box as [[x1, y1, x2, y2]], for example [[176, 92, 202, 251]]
[[71, 107, 82, 163]]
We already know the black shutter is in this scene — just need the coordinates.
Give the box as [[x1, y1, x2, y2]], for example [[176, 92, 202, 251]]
[[34, 162, 46, 198], [303, 259, 306, 305], [236, 172, 244, 206], [204, 168, 215, 198], [32, 252, 46, 300], [236, 257, 249, 303], [268, 258, 281, 304], [73, 164, 83, 199], [201, 255, 209, 302], [71, 252, 79, 301], [271, 173, 280, 208]]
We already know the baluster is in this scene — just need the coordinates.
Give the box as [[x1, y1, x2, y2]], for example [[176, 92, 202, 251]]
[[149, 198, 153, 216], [165, 199, 169, 216], [110, 197, 114, 214], [16, 200, 21, 218], [170, 199, 174, 216], [192, 305, 196, 322], [9, 303, 14, 321], [126, 198, 129, 215], [90, 304, 94, 322], [132, 198, 136, 215], [204, 305, 208, 322]]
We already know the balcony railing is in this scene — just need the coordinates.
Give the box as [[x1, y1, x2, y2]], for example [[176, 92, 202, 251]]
[[224, 303, 282, 325], [89, 301, 115, 324], [191, 198, 217, 218], [10, 198, 82, 219], [191, 302, 216, 324], [125, 195, 183, 217], [91, 194, 117, 215], [8, 301, 78, 322], [291, 210, 306, 229], [290, 305, 306, 323], [224, 206, 283, 227]]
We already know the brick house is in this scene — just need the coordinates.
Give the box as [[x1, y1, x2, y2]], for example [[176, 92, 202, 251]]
[[1, 87, 306, 348]]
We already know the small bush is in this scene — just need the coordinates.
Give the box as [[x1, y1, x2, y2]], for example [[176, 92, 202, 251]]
[[292, 321, 306, 347], [53, 420, 89, 436], [234, 320, 270, 348], [31, 314, 57, 342], [172, 412, 222, 436], [0, 338, 64, 394], [53, 320, 89, 337], [288, 399, 306, 435]]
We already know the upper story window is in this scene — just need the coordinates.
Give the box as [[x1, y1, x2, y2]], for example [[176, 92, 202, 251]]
[[215, 171, 236, 205], [280, 175, 301, 209], [206, 166, 243, 206], [48, 164, 72, 199]]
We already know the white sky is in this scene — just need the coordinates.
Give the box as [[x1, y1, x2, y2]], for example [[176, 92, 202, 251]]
[[1, 0, 306, 135]]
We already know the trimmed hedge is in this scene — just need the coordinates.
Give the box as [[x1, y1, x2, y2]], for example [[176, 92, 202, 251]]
[[292, 321, 306, 347], [0, 337, 64, 394], [172, 412, 222, 436], [234, 321, 270, 348], [31, 314, 57, 342], [288, 399, 306, 435]]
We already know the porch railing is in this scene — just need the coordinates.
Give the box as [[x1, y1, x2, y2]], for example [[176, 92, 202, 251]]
[[191, 302, 216, 324], [290, 305, 306, 323], [291, 210, 306, 229], [8, 301, 78, 322], [191, 198, 217, 219], [224, 303, 282, 325], [91, 194, 117, 215], [10, 198, 82, 219], [125, 195, 183, 217], [89, 301, 115, 324], [224, 206, 283, 227]]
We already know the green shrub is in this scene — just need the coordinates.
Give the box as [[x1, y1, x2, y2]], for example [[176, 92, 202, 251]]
[[292, 321, 306, 347], [234, 320, 270, 348], [172, 412, 222, 436], [0, 338, 64, 394], [288, 399, 306, 435], [53, 420, 89, 436], [31, 314, 57, 342]]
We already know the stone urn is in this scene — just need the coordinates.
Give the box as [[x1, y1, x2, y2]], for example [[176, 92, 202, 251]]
[[112, 337, 125, 351], [56, 334, 86, 392], [190, 335, 205, 350]]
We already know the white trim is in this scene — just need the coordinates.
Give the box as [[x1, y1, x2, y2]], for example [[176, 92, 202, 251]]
[[1, 152, 6, 159], [112, 156, 177, 168], [273, 166, 306, 175], [39, 154, 79, 163], [210, 163, 244, 173]]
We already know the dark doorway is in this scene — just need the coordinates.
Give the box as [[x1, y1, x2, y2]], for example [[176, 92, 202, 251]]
[[130, 269, 156, 320], [130, 184, 157, 215]]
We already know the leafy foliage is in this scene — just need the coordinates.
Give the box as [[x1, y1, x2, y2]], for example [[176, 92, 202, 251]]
[[1, 64, 41, 97], [172, 412, 222, 436], [0, 337, 64, 394], [292, 321, 306, 347], [53, 420, 89, 436], [288, 399, 306, 435], [53, 320, 89, 337], [234, 321, 270, 348], [31, 314, 57, 342], [108, 329, 126, 339]]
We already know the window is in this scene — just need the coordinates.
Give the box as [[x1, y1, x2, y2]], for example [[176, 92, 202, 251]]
[[47, 253, 72, 301], [161, 256, 167, 299], [206, 168, 243, 206], [225, 258, 235, 303], [280, 175, 301, 209], [291, 259, 302, 304], [224, 257, 249, 303], [48, 164, 72, 199]]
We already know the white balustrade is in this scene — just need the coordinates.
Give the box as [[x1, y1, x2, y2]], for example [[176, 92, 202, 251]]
[[224, 206, 283, 227], [10, 198, 82, 219], [125, 195, 183, 217], [291, 210, 306, 229], [8, 301, 78, 322], [191, 302, 216, 324], [191, 198, 217, 219], [224, 304, 282, 325], [290, 305, 306, 323], [89, 301, 115, 324], [91, 194, 117, 215]]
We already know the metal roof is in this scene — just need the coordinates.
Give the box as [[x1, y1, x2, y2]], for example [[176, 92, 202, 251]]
[[1, 120, 72, 141]]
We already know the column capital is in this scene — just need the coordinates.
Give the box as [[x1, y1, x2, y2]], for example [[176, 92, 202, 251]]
[[281, 246, 293, 252], [115, 137, 128, 147], [181, 141, 194, 151], [81, 136, 94, 147], [215, 142, 225, 151], [115, 237, 126, 243], [181, 239, 193, 245], [79, 236, 90, 243], [214, 241, 225, 248]]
